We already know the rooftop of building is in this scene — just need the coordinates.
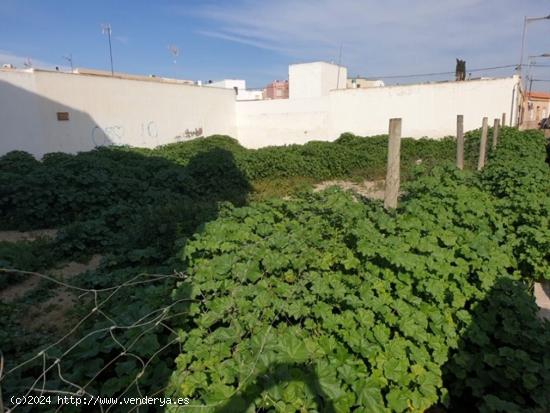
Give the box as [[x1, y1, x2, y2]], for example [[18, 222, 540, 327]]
[[0, 66, 197, 86], [527, 91, 550, 100]]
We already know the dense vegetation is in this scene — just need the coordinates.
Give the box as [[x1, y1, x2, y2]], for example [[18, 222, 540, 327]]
[[0, 134, 462, 270], [166, 129, 550, 412], [0, 128, 548, 412]]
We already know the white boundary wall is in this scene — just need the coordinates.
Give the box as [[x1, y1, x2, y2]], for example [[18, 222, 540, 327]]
[[0, 68, 520, 156], [0, 69, 237, 157], [236, 76, 520, 148]]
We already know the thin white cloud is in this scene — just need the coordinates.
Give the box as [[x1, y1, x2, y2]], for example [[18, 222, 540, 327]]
[[188, 0, 550, 79], [196, 30, 286, 53]]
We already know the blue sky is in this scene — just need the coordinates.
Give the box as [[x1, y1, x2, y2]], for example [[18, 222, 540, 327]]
[[1, 0, 550, 89]]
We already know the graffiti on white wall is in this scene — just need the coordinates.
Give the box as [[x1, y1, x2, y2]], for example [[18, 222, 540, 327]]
[[92, 125, 125, 147], [141, 121, 158, 139], [175, 127, 203, 141], [92, 121, 161, 147]]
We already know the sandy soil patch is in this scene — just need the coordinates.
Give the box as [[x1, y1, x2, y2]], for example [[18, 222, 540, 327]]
[[314, 179, 386, 200], [0, 229, 58, 243], [535, 281, 550, 321], [5, 254, 103, 331], [0, 254, 102, 304]]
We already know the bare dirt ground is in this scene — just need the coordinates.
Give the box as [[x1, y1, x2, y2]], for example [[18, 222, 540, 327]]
[[1, 250, 102, 331], [1, 254, 102, 304], [314, 179, 386, 200], [49, 254, 103, 281], [0, 229, 58, 243]]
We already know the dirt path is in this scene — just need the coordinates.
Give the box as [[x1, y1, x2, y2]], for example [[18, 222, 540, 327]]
[[4, 254, 102, 331], [0, 254, 102, 304]]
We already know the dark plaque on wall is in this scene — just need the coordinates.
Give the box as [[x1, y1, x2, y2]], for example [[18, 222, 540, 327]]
[[57, 112, 69, 121]]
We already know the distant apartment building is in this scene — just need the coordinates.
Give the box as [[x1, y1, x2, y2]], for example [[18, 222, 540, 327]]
[[522, 91, 550, 129], [264, 80, 289, 99]]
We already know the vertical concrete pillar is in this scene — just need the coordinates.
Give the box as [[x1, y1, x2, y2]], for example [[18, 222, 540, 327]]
[[456, 115, 464, 170], [492, 119, 500, 150], [384, 118, 402, 210], [478, 117, 489, 171]]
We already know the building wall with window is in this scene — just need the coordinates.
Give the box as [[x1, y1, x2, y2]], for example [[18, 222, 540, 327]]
[[264, 80, 289, 99], [522, 91, 550, 129]]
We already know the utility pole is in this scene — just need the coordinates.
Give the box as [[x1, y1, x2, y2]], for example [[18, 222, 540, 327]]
[[101, 23, 114, 75], [518, 14, 550, 86]]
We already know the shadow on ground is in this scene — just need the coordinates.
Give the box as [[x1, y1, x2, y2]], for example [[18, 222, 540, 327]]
[[435, 277, 550, 412], [0, 146, 253, 412], [213, 363, 336, 413]]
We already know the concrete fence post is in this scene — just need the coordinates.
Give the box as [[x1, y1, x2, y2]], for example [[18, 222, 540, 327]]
[[492, 119, 500, 150], [456, 114, 464, 170], [501, 112, 506, 127], [384, 118, 402, 210], [478, 117, 489, 171]]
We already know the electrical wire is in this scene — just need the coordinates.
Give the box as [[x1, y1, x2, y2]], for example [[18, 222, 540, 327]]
[[365, 64, 518, 79]]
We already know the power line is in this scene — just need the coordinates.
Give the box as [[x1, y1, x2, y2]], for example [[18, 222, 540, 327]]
[[365, 64, 518, 80], [245, 62, 546, 90]]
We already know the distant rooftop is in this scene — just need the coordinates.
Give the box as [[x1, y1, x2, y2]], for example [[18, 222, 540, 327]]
[[527, 91, 550, 100], [0, 66, 196, 86]]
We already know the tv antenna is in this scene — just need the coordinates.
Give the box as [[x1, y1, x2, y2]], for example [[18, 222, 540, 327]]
[[101, 23, 114, 75], [63, 53, 74, 72], [336, 42, 343, 88], [168, 45, 180, 64]]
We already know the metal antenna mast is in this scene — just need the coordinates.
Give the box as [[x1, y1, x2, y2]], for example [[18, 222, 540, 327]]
[[336, 42, 343, 89], [168, 45, 180, 65], [101, 23, 114, 75], [63, 53, 74, 72]]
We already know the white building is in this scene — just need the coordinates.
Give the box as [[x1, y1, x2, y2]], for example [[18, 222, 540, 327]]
[[204, 78, 263, 101], [289, 61, 347, 99]]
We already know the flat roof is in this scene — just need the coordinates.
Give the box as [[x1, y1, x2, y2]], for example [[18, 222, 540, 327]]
[[0, 66, 196, 86]]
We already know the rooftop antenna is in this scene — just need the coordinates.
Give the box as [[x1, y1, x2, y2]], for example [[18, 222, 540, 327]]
[[336, 42, 343, 89], [63, 53, 74, 72], [168, 44, 180, 65], [101, 23, 114, 75]]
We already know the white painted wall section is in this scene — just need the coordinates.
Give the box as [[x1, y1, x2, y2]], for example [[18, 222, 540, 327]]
[[237, 76, 520, 148], [236, 97, 332, 147], [0, 65, 520, 156], [0, 69, 237, 157]]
